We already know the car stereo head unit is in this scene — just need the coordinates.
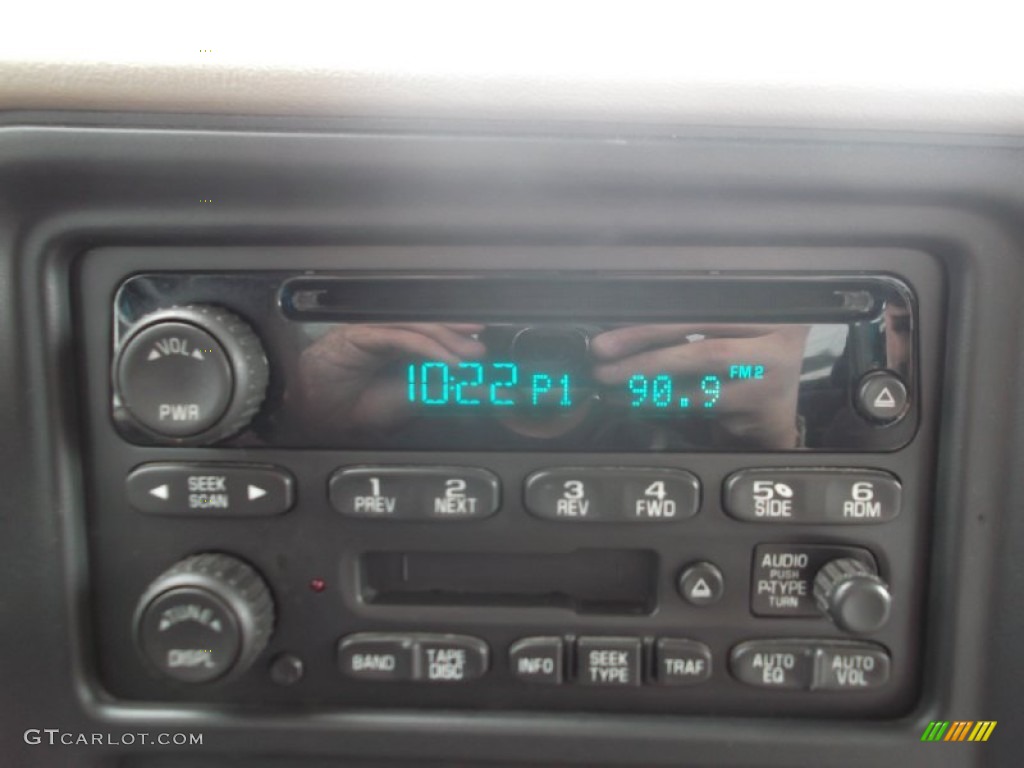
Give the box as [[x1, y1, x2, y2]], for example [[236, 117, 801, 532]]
[[77, 248, 940, 720], [111, 272, 915, 451]]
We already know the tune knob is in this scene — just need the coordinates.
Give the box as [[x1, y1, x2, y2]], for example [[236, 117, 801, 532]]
[[134, 553, 275, 683], [814, 557, 892, 634], [114, 305, 268, 445]]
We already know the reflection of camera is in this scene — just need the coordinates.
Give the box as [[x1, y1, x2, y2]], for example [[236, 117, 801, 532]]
[[480, 325, 599, 370]]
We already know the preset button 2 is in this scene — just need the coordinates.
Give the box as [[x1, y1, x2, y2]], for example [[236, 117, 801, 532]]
[[329, 467, 500, 520]]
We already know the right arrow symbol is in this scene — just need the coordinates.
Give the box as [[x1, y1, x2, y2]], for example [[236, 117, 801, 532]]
[[247, 485, 266, 501], [874, 387, 897, 408]]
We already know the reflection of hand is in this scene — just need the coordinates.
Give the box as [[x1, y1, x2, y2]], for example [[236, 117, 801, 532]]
[[591, 324, 810, 448], [295, 324, 484, 431]]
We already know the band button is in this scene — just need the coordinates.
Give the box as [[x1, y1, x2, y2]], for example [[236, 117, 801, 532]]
[[337, 634, 415, 681]]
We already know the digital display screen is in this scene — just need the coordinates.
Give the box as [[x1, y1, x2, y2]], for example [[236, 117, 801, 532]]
[[289, 322, 846, 450], [115, 273, 915, 451]]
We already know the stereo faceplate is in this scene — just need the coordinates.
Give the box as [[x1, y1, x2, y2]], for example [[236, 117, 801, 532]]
[[77, 247, 943, 717]]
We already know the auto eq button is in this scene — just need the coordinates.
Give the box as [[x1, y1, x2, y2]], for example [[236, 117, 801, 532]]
[[729, 640, 815, 690]]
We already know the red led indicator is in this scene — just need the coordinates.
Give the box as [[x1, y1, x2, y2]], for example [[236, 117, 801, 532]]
[[309, 578, 326, 593]]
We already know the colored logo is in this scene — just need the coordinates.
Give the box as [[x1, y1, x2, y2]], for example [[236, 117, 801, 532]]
[[921, 721, 996, 742]]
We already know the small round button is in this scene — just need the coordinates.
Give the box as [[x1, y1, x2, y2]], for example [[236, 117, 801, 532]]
[[268, 653, 305, 686], [678, 561, 724, 606], [117, 321, 233, 437], [855, 371, 909, 425]]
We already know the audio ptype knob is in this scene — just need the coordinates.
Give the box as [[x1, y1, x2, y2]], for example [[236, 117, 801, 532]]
[[134, 553, 275, 683], [114, 305, 268, 444], [814, 557, 892, 634]]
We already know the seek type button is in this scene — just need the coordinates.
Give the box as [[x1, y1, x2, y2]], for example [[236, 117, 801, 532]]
[[329, 467, 500, 521], [524, 468, 699, 522], [576, 637, 642, 687], [724, 469, 901, 524]]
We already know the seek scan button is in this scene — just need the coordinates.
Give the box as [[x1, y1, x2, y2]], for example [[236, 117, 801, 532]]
[[126, 462, 294, 517]]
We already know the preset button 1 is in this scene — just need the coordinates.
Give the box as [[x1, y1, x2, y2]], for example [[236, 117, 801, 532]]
[[525, 468, 699, 522], [329, 467, 500, 520]]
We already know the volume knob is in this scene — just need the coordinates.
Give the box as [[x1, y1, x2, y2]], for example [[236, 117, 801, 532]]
[[114, 305, 268, 445], [134, 553, 275, 683], [813, 557, 892, 634]]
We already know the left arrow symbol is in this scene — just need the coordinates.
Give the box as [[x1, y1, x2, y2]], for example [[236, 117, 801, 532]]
[[149, 484, 170, 500]]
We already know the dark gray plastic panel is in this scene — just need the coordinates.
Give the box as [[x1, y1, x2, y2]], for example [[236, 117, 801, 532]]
[[0, 117, 1021, 767], [77, 246, 940, 719]]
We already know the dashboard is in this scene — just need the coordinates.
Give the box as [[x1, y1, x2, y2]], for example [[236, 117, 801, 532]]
[[3, 23, 1024, 767]]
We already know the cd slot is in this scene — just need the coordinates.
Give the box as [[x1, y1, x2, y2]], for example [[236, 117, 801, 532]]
[[360, 549, 658, 615], [281, 275, 881, 322]]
